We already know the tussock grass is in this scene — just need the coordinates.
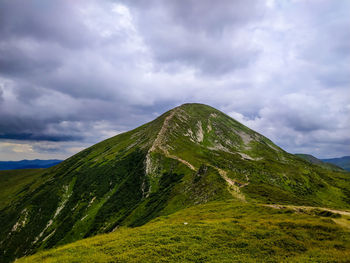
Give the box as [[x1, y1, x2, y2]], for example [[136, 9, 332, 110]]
[[18, 200, 350, 263]]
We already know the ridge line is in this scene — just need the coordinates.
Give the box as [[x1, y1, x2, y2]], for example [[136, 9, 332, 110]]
[[145, 107, 177, 174], [145, 107, 196, 173]]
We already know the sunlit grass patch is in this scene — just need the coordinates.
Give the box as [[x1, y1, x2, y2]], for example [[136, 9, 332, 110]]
[[18, 200, 350, 263]]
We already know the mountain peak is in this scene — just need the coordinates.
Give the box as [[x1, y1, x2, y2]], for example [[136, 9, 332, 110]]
[[145, 103, 283, 175], [2, 104, 350, 262], [178, 102, 214, 109]]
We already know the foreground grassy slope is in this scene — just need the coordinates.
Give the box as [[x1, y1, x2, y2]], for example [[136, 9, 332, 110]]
[[18, 200, 350, 263]]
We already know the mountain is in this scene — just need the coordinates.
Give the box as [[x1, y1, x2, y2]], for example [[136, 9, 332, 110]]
[[322, 156, 350, 172], [0, 159, 62, 170], [1, 103, 350, 262], [295, 154, 344, 171]]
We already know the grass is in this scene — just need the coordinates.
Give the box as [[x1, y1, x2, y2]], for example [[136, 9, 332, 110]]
[[0, 169, 45, 210], [295, 154, 345, 172], [18, 200, 350, 263]]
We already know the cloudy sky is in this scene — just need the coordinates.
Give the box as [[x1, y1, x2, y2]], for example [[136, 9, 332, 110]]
[[0, 0, 349, 160]]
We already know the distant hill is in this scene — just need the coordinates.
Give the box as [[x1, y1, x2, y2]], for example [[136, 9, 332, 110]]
[[0, 159, 62, 170], [321, 156, 350, 172], [295, 154, 344, 172]]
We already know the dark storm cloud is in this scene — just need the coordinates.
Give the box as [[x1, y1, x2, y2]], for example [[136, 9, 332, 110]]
[[0, 0, 349, 160], [124, 0, 264, 75], [0, 86, 3, 102], [0, 41, 62, 77], [0, 133, 80, 142], [0, 90, 145, 143], [167, 0, 264, 32], [0, 113, 81, 141], [0, 0, 91, 48], [0, 0, 142, 101], [0, 0, 153, 146]]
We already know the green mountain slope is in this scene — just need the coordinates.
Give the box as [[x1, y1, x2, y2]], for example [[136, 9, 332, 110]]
[[18, 200, 350, 263], [0, 169, 46, 210], [1, 103, 350, 262], [322, 156, 350, 172], [295, 154, 344, 172]]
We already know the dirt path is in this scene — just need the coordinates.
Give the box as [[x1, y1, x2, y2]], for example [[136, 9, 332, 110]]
[[148, 108, 178, 154], [263, 204, 350, 216], [167, 154, 196, 170], [146, 107, 196, 173], [145, 109, 249, 201], [263, 204, 350, 229], [216, 168, 246, 201]]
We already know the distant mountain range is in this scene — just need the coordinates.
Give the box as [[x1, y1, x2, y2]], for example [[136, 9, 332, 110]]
[[321, 156, 350, 172], [0, 159, 62, 170]]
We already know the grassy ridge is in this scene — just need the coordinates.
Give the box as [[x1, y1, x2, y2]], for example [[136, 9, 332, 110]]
[[18, 200, 350, 263]]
